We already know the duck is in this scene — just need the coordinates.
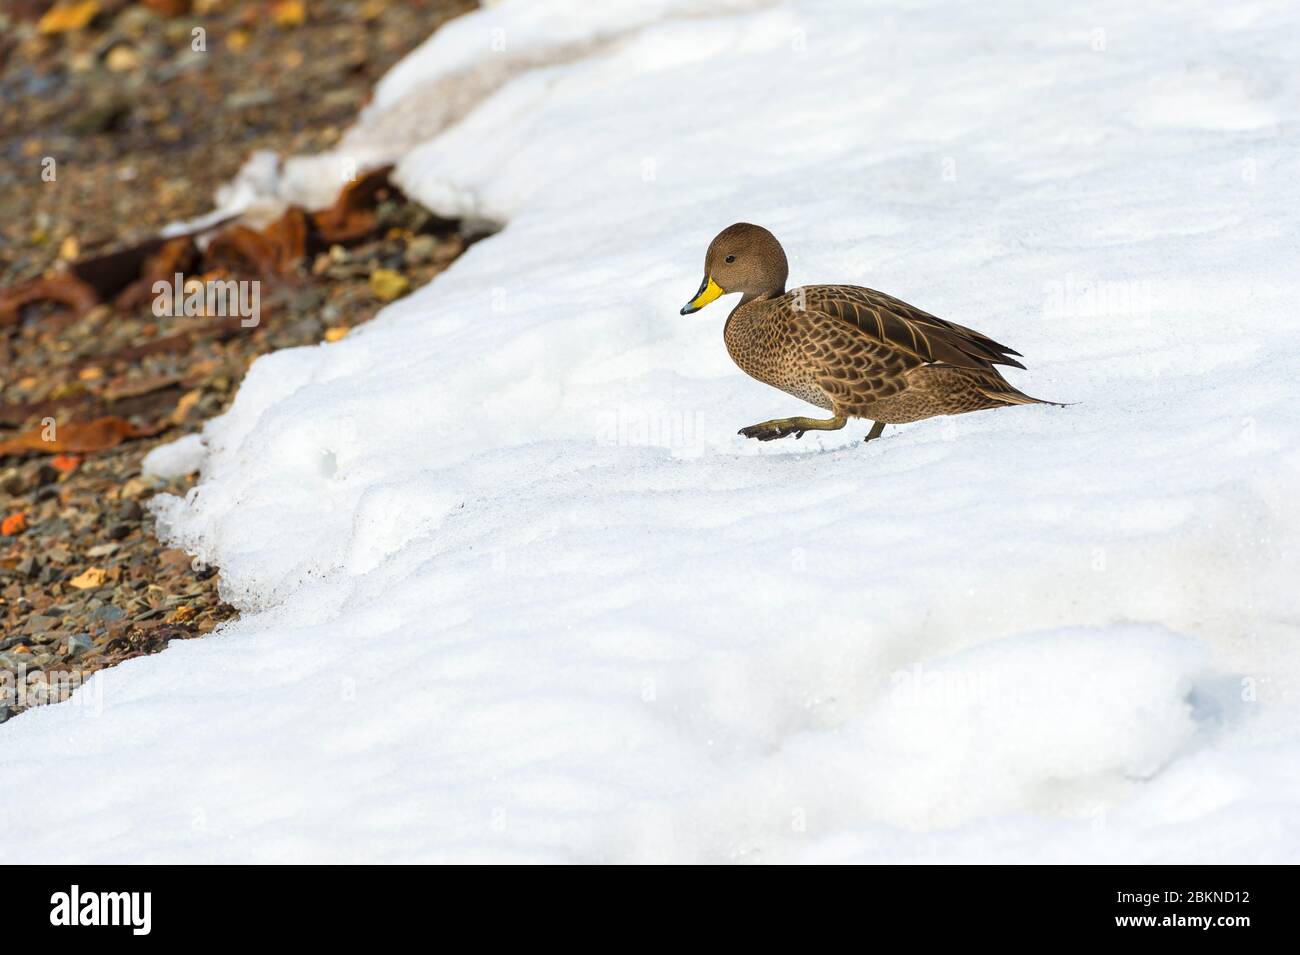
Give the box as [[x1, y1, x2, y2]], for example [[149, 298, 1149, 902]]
[[680, 223, 1059, 443]]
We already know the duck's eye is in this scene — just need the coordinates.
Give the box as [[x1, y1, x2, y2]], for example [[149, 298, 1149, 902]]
[[724, 254, 736, 264]]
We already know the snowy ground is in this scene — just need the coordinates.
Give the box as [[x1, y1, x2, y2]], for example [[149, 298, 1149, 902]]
[[3, 0, 1299, 863]]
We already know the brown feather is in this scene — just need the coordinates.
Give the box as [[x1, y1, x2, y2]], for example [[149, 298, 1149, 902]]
[[801, 286, 1027, 371], [974, 382, 1066, 407]]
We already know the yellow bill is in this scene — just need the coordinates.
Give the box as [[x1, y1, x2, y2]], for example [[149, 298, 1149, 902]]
[[680, 276, 725, 315]]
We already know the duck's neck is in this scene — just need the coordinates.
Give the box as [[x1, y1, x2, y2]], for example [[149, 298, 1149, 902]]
[[738, 285, 785, 306]]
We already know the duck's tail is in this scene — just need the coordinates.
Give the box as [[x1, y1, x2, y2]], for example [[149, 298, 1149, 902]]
[[977, 382, 1070, 409]]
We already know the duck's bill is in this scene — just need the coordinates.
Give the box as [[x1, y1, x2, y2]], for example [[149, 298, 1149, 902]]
[[680, 276, 724, 315]]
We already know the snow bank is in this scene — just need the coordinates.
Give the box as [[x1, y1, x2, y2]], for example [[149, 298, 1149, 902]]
[[3, 0, 1300, 863]]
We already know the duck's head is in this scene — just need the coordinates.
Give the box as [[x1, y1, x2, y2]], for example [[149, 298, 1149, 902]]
[[680, 223, 789, 315]]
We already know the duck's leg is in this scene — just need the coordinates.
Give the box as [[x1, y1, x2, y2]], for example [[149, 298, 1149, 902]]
[[739, 414, 847, 442], [863, 420, 886, 443]]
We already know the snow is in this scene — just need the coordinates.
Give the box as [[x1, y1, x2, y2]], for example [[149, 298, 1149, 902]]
[[141, 433, 206, 480], [4, 0, 1300, 863]]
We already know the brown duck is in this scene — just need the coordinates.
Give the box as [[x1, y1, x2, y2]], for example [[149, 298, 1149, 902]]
[[681, 223, 1059, 442]]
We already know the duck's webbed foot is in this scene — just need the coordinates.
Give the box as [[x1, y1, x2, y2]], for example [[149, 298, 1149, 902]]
[[738, 415, 847, 442], [863, 420, 886, 443]]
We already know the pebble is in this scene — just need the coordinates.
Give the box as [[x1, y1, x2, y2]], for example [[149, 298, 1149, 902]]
[[225, 89, 275, 109], [22, 614, 59, 635], [405, 234, 438, 263], [69, 94, 131, 135], [0, 467, 28, 495], [158, 549, 193, 572], [369, 268, 411, 302], [67, 633, 94, 657], [105, 44, 142, 73], [120, 477, 154, 498]]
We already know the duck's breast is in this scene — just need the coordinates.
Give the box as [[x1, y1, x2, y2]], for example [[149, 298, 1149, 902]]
[[723, 297, 834, 411]]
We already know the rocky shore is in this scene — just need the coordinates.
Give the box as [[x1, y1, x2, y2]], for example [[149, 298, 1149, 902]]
[[0, 0, 472, 722]]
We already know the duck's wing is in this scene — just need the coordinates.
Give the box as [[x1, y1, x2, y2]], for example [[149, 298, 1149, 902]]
[[799, 285, 1026, 371]]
